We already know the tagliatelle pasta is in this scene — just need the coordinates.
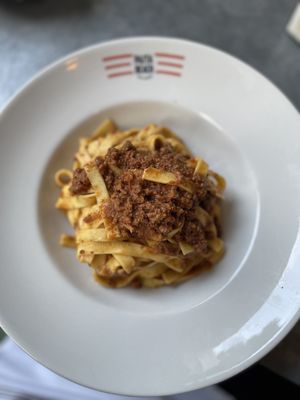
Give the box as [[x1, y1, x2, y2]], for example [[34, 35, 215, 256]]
[[55, 119, 226, 288]]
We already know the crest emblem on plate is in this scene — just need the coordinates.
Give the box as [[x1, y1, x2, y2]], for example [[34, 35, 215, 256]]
[[134, 55, 154, 79]]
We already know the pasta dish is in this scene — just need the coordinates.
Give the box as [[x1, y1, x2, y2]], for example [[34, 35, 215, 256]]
[[55, 120, 225, 288]]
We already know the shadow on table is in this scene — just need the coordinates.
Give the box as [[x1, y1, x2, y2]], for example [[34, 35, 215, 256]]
[[0, 0, 95, 19], [0, 328, 6, 342]]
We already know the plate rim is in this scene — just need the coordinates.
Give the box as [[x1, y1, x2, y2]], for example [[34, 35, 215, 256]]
[[1, 35, 299, 116]]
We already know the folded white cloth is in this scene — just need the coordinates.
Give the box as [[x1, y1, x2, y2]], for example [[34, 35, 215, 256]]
[[287, 3, 300, 43], [0, 338, 233, 400]]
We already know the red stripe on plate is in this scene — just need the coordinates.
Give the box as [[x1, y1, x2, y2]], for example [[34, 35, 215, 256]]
[[156, 70, 181, 77], [105, 62, 131, 70], [107, 70, 134, 78], [103, 54, 133, 62], [157, 61, 183, 68], [155, 52, 185, 60]]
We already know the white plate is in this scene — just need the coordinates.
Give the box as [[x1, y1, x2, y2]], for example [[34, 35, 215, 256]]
[[0, 37, 300, 396]]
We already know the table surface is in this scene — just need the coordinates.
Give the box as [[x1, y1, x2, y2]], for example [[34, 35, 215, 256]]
[[0, 0, 300, 386]]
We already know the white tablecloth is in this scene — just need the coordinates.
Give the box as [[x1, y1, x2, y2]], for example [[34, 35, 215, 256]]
[[0, 338, 233, 400]]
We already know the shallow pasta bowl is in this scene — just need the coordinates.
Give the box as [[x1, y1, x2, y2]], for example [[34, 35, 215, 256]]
[[0, 37, 300, 396]]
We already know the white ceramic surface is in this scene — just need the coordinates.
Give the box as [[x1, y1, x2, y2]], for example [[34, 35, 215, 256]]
[[0, 37, 300, 396]]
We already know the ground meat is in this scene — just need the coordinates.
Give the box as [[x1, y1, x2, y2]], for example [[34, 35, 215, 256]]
[[105, 141, 197, 179], [70, 140, 214, 255], [192, 173, 209, 201], [104, 168, 192, 242], [154, 241, 181, 256], [175, 215, 208, 253], [101, 142, 212, 254], [70, 168, 91, 195], [95, 156, 115, 191]]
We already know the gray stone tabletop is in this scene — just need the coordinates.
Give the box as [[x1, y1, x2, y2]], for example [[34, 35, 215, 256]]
[[0, 0, 299, 386]]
